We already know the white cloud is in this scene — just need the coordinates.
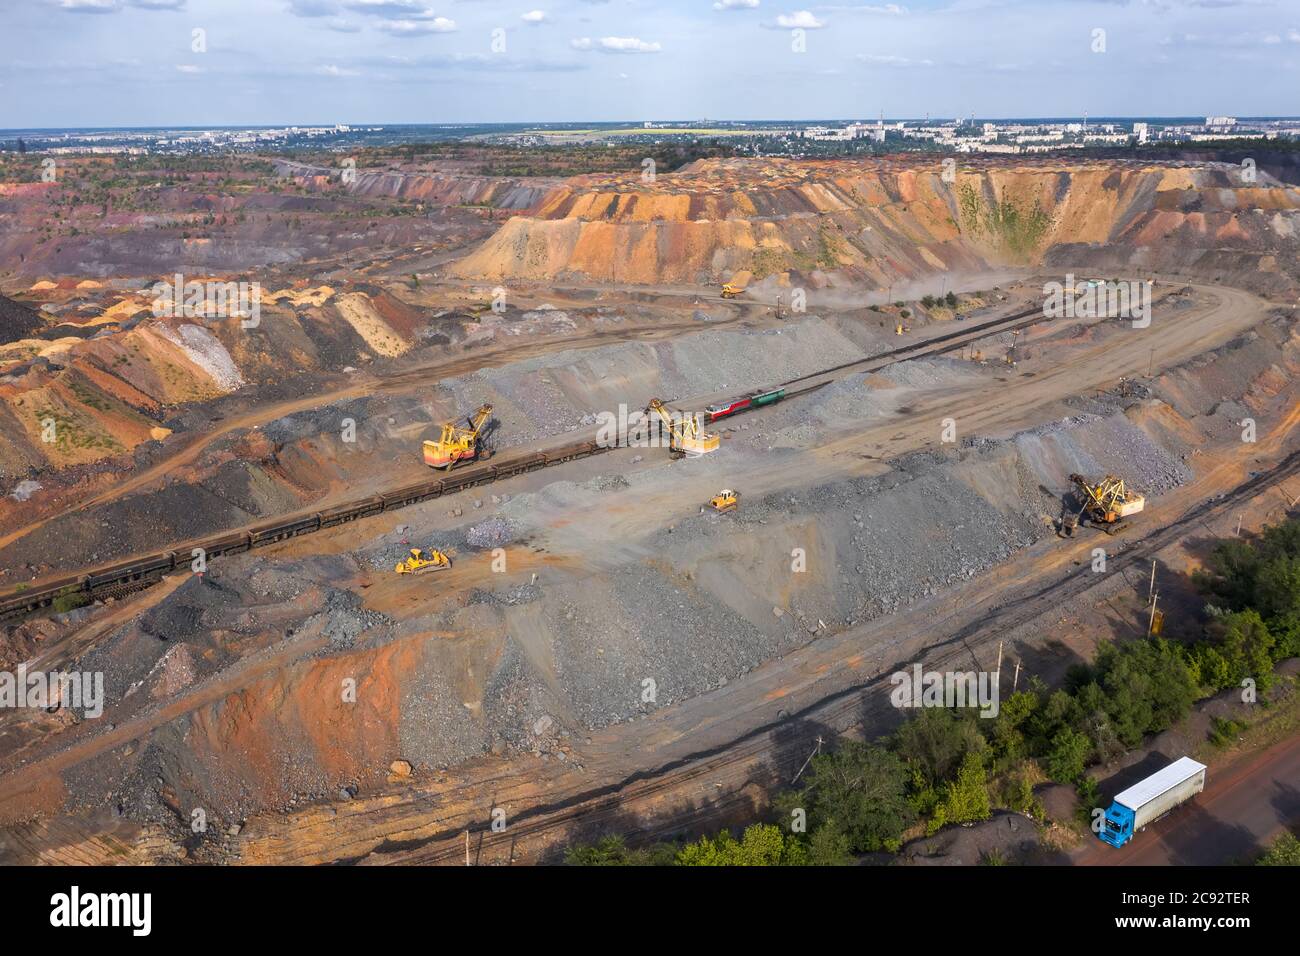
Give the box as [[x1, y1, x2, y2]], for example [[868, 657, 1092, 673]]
[[288, 0, 338, 15], [774, 10, 824, 28], [317, 64, 361, 76], [374, 16, 455, 34], [815, 3, 903, 12], [572, 36, 661, 53], [520, 9, 547, 23], [858, 53, 932, 67], [56, 0, 120, 12], [714, 0, 759, 9], [591, 36, 662, 53], [174, 63, 203, 73], [344, 0, 436, 15]]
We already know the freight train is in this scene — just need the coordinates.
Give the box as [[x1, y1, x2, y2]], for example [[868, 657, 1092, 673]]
[[704, 387, 786, 423], [1, 381, 827, 622], [0, 439, 614, 621]]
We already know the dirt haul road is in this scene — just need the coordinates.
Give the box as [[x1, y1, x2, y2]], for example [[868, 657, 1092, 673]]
[[0, 281, 1290, 863], [1077, 731, 1300, 866]]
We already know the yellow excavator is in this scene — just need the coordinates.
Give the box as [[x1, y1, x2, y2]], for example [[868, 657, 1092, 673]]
[[395, 547, 452, 575], [709, 489, 740, 513], [648, 398, 720, 458], [424, 403, 493, 469], [1061, 473, 1145, 536]]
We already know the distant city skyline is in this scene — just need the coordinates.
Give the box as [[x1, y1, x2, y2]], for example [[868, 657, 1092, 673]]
[[3, 0, 1299, 127]]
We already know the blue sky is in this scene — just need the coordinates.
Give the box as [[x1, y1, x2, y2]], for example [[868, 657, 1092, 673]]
[[3, 0, 1299, 126]]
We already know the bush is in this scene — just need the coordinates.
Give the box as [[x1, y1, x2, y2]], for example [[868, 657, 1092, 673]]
[[1256, 832, 1300, 866], [676, 824, 808, 866], [1208, 716, 1248, 748], [563, 834, 677, 866], [1046, 728, 1092, 783], [51, 590, 90, 614], [928, 751, 992, 834]]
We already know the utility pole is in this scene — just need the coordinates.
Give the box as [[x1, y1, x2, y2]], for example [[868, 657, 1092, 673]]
[[465, 830, 470, 866], [1012, 659, 1021, 693], [1235, 514, 1243, 537], [792, 735, 825, 784], [995, 639, 1003, 690], [1148, 559, 1157, 606], [1147, 592, 1159, 638]]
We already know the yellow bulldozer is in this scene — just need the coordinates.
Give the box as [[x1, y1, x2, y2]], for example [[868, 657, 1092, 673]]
[[395, 547, 452, 575], [424, 403, 493, 469], [648, 398, 720, 458], [1061, 473, 1145, 536], [708, 489, 741, 513], [721, 270, 752, 299]]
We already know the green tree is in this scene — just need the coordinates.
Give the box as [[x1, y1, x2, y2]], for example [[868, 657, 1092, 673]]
[[564, 834, 677, 866], [988, 689, 1038, 761], [1045, 727, 1092, 783], [929, 751, 992, 833], [1207, 609, 1276, 691], [1095, 639, 1198, 746], [806, 824, 855, 866], [894, 707, 984, 787], [783, 740, 916, 853], [1256, 832, 1300, 866], [675, 824, 808, 866]]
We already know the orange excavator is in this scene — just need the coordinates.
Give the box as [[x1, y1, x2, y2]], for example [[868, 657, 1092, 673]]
[[424, 403, 493, 469]]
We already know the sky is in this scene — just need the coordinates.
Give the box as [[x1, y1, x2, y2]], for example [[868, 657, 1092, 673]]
[[2, 0, 1298, 127]]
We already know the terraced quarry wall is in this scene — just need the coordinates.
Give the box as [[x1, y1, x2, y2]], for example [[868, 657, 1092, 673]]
[[2, 300, 1295, 840], [0, 284, 433, 480], [451, 158, 1300, 291]]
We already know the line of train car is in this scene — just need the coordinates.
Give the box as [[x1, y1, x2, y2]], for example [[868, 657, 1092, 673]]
[[0, 438, 613, 621], [1, 380, 832, 622], [704, 387, 787, 424]]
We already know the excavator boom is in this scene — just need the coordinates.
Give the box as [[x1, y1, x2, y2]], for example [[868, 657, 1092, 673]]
[[424, 403, 494, 469], [648, 398, 720, 458], [1063, 473, 1145, 535]]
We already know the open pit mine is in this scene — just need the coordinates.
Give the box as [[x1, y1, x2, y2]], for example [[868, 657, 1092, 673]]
[[1, 152, 1298, 866]]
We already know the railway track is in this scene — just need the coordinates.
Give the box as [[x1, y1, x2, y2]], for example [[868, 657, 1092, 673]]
[[0, 298, 1068, 623], [361, 447, 1300, 865]]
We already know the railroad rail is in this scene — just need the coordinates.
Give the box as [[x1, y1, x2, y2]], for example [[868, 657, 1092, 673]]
[[0, 298, 1064, 622]]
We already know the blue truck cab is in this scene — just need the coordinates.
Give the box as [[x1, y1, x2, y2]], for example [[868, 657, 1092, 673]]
[[1099, 803, 1136, 847]]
